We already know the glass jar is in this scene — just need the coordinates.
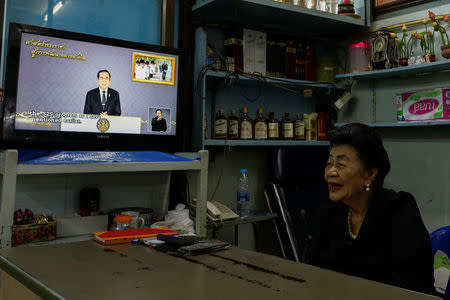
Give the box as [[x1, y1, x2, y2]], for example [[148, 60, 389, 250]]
[[110, 214, 132, 231]]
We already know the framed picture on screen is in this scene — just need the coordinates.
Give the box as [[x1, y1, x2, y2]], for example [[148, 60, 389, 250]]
[[132, 52, 176, 85]]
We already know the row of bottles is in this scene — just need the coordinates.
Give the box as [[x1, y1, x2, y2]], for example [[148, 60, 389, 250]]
[[214, 108, 328, 141]]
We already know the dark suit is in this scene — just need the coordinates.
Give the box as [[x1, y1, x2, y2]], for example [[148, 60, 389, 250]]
[[151, 117, 167, 132], [83, 88, 121, 116]]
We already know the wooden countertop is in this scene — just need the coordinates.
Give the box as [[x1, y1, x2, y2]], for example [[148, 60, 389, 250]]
[[0, 240, 440, 300]]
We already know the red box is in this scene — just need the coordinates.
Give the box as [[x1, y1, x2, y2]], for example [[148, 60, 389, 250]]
[[12, 217, 57, 246]]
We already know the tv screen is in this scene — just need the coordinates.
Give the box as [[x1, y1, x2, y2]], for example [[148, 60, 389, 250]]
[[3, 23, 183, 151]]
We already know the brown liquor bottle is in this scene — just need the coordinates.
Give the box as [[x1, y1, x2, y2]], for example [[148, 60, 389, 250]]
[[294, 113, 305, 140], [214, 109, 227, 139], [281, 112, 294, 140], [228, 109, 239, 139], [254, 108, 267, 140], [267, 111, 279, 140], [240, 107, 253, 140]]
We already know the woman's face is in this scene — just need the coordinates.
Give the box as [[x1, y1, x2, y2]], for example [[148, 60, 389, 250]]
[[324, 144, 373, 204]]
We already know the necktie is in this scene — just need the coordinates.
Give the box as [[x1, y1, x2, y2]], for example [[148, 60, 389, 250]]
[[101, 90, 106, 110]]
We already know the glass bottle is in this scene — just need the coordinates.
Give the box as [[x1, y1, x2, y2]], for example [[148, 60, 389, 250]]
[[254, 108, 267, 140], [294, 113, 305, 140], [281, 112, 294, 140], [110, 215, 132, 231], [318, 111, 327, 141], [214, 109, 227, 139], [228, 109, 239, 139], [240, 107, 253, 140], [267, 111, 279, 140]]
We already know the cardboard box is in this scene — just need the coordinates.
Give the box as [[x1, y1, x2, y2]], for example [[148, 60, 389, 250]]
[[243, 29, 255, 74], [397, 88, 450, 122], [12, 217, 56, 246], [254, 30, 267, 76], [243, 29, 267, 75]]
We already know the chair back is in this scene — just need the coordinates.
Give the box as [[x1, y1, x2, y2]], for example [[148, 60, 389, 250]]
[[430, 225, 450, 256], [430, 226, 450, 299]]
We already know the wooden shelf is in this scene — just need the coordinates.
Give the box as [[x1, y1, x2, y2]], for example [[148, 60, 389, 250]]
[[335, 59, 450, 81], [192, 0, 367, 36], [204, 139, 329, 146]]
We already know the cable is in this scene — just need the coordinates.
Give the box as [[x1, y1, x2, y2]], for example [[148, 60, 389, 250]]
[[208, 146, 229, 202]]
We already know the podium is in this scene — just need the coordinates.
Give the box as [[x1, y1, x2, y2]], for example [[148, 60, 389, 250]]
[[60, 113, 142, 134]]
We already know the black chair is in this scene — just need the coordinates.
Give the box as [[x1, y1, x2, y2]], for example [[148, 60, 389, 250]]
[[265, 147, 329, 262]]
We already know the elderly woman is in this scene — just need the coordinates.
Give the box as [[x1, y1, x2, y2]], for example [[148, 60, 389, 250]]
[[309, 123, 435, 294]]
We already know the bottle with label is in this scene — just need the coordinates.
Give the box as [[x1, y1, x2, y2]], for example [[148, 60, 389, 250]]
[[254, 108, 267, 140], [267, 111, 279, 140], [224, 28, 243, 73], [318, 111, 327, 141], [228, 109, 239, 139], [294, 113, 305, 140], [240, 107, 253, 140], [214, 109, 228, 139], [237, 169, 250, 217], [281, 112, 294, 140]]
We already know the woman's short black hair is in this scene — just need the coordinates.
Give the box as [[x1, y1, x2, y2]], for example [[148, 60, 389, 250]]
[[329, 123, 391, 191]]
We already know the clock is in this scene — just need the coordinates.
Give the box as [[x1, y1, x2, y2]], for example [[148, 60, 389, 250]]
[[369, 28, 399, 70]]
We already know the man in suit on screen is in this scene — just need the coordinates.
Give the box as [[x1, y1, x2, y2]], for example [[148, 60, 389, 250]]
[[84, 69, 121, 116]]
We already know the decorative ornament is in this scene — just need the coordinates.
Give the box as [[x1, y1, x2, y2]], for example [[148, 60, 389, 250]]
[[369, 28, 399, 70]]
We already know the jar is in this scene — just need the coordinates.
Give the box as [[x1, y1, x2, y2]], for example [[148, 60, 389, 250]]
[[348, 42, 370, 73], [316, 57, 335, 83], [110, 214, 132, 231]]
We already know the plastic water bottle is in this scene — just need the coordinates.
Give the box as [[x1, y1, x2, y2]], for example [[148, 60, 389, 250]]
[[237, 169, 250, 217]]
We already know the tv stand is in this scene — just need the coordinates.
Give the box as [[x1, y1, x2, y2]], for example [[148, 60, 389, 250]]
[[0, 150, 208, 248]]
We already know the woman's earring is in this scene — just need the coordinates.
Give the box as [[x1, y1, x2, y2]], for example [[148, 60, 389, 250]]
[[365, 184, 370, 192]]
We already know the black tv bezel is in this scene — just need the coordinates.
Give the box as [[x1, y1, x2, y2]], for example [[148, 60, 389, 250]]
[[2, 22, 184, 152]]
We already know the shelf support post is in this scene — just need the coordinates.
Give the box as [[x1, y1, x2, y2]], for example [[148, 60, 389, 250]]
[[0, 150, 19, 249], [195, 150, 208, 237]]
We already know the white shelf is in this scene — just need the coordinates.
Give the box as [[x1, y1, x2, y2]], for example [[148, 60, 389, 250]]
[[0, 153, 202, 176], [0, 150, 209, 248]]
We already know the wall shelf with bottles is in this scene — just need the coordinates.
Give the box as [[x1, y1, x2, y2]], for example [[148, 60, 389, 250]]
[[335, 121, 450, 127], [192, 0, 370, 36], [192, 1, 367, 150], [204, 139, 330, 146], [335, 59, 450, 81]]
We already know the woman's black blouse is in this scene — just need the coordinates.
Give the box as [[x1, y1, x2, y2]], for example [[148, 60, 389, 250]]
[[309, 188, 435, 295]]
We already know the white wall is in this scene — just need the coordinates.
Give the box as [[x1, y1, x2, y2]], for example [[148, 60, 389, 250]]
[[339, 0, 450, 231]]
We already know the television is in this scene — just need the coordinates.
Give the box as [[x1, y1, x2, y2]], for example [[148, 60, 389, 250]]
[[3, 23, 184, 151]]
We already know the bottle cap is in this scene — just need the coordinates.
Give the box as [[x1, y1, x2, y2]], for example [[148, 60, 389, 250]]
[[231, 109, 236, 115], [258, 107, 263, 114], [243, 107, 248, 113], [241, 169, 247, 173], [219, 109, 225, 114]]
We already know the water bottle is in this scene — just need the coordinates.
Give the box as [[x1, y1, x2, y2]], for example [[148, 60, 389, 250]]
[[237, 169, 250, 217]]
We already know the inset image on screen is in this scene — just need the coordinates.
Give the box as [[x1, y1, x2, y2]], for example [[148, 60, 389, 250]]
[[149, 107, 172, 133], [132, 52, 176, 86]]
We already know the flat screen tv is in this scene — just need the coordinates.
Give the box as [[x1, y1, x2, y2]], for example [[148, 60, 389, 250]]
[[3, 23, 184, 151]]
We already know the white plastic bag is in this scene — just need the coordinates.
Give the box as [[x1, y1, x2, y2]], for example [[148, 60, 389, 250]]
[[151, 204, 194, 234]]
